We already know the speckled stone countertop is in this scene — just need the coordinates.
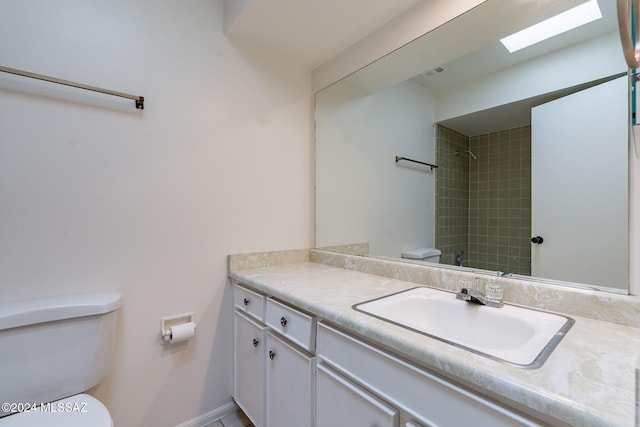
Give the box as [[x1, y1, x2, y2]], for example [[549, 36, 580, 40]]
[[229, 260, 640, 427]]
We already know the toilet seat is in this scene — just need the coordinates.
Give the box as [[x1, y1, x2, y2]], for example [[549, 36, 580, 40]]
[[0, 394, 112, 426]]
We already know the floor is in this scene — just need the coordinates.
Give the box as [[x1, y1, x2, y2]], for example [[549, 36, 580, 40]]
[[207, 408, 253, 427]]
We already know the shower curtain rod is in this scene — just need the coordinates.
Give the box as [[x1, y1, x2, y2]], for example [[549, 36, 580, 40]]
[[395, 156, 438, 171], [0, 65, 144, 109]]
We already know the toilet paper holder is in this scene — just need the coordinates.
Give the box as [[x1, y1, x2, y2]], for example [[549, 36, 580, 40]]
[[161, 312, 196, 343]]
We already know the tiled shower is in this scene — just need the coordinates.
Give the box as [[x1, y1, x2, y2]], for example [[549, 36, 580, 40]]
[[435, 124, 531, 275]]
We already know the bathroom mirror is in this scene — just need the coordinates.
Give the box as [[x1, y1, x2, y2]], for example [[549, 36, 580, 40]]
[[315, 0, 630, 293]]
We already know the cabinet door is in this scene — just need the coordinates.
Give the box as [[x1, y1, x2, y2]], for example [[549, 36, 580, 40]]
[[266, 331, 316, 427], [317, 364, 398, 427], [234, 311, 266, 427], [317, 322, 542, 427]]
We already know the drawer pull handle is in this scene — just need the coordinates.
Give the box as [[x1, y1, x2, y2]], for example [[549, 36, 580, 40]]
[[243, 298, 250, 306], [269, 350, 276, 360], [280, 316, 287, 327], [252, 338, 259, 348]]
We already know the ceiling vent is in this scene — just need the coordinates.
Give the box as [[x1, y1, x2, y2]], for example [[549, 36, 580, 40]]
[[423, 66, 446, 77]]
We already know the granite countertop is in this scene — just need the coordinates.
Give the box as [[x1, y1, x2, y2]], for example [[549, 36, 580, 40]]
[[229, 261, 640, 427]]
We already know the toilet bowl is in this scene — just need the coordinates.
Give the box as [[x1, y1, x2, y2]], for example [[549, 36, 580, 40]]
[[0, 292, 121, 426], [401, 248, 441, 263]]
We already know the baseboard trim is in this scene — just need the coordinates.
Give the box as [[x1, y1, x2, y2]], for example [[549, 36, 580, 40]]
[[175, 401, 237, 427]]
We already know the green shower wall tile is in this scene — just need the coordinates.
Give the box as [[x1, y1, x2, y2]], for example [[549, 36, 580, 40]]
[[436, 124, 531, 275]]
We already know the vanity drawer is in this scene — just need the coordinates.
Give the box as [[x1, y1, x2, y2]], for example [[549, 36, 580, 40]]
[[234, 284, 266, 322], [265, 298, 316, 352], [317, 363, 399, 427], [317, 322, 541, 427]]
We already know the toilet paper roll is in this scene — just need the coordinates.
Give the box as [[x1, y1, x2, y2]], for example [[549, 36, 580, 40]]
[[167, 322, 196, 343]]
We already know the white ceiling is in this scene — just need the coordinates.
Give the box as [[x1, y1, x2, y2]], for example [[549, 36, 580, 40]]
[[415, 0, 618, 95], [223, 0, 420, 69], [425, 0, 619, 135], [324, 0, 620, 136]]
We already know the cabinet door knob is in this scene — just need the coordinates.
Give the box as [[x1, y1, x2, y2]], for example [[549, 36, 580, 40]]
[[531, 236, 544, 244], [280, 316, 288, 327], [252, 338, 259, 348], [268, 350, 276, 360], [243, 298, 250, 306]]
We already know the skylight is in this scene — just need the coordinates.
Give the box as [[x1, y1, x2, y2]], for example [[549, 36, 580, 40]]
[[500, 0, 603, 53]]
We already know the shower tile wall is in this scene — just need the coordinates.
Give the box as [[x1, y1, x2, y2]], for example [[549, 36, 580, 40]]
[[435, 126, 469, 266], [469, 126, 531, 275], [435, 124, 531, 275]]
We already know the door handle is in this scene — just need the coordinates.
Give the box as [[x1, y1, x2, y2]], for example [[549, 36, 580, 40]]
[[531, 236, 544, 244]]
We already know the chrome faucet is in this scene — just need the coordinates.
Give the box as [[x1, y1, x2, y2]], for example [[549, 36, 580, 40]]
[[455, 287, 504, 308]]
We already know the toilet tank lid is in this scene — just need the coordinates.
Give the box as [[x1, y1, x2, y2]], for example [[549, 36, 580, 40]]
[[0, 292, 122, 331], [401, 248, 441, 259]]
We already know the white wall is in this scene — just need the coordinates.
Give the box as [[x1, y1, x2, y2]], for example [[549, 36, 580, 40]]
[[0, 1, 310, 426], [315, 80, 435, 256]]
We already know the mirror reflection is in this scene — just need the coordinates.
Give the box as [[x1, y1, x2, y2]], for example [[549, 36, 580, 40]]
[[315, 0, 629, 292]]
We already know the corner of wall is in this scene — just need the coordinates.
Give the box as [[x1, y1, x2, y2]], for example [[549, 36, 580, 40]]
[[222, 0, 252, 35]]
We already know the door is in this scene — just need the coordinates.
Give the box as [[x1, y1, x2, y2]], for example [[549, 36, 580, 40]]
[[265, 331, 316, 427], [234, 311, 266, 427], [531, 76, 628, 288]]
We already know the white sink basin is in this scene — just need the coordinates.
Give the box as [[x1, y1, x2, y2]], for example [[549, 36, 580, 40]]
[[353, 287, 573, 368]]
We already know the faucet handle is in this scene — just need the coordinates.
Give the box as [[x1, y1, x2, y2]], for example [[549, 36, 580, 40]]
[[455, 289, 472, 302]]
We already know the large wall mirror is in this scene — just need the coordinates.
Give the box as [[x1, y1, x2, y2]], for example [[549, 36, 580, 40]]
[[315, 0, 630, 293]]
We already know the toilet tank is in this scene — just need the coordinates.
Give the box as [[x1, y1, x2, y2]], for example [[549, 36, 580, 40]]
[[0, 292, 121, 415], [401, 248, 441, 263]]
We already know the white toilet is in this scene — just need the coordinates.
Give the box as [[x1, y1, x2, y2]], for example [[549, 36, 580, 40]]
[[401, 248, 441, 263], [0, 292, 121, 426]]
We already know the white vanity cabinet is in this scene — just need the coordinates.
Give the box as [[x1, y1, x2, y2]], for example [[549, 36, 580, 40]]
[[233, 283, 316, 427], [316, 322, 543, 427], [232, 281, 545, 427]]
